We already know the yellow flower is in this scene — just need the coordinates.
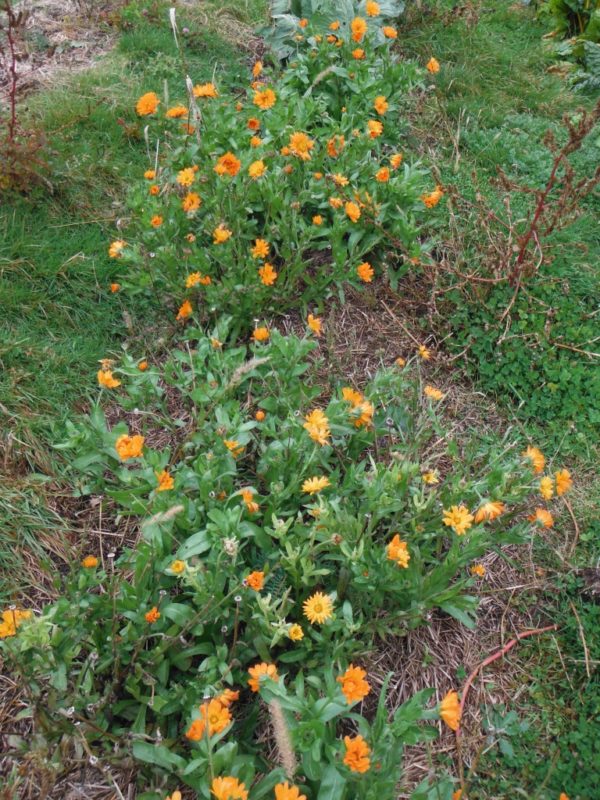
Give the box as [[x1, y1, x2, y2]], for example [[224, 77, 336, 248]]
[[373, 95, 388, 115], [97, 369, 121, 389], [0, 608, 32, 638], [303, 591, 334, 624], [357, 261, 374, 282], [247, 662, 279, 692], [440, 690, 461, 730], [540, 476, 554, 500], [418, 344, 431, 360], [382, 25, 398, 38], [213, 225, 233, 244], [345, 201, 361, 222], [224, 439, 244, 458], [136, 91, 160, 116], [253, 88, 276, 110], [424, 385, 444, 401], [115, 433, 145, 461], [422, 470, 439, 484], [351, 17, 367, 42], [288, 624, 304, 641], [248, 159, 267, 179], [376, 167, 390, 182], [474, 501, 505, 523], [176, 299, 193, 320], [156, 470, 174, 492], [251, 238, 270, 259], [145, 606, 161, 623], [555, 469, 572, 496], [302, 476, 331, 495], [170, 560, 186, 574], [337, 664, 371, 704], [215, 152, 241, 177], [211, 337, 222, 348], [258, 262, 278, 285], [366, 1, 380, 16], [470, 564, 486, 577], [343, 735, 370, 773], [274, 783, 306, 800], [109, 239, 126, 258], [523, 446, 545, 474], [303, 408, 331, 446], [176, 167, 195, 187], [211, 776, 248, 800], [166, 791, 182, 800], [307, 313, 322, 336], [289, 131, 315, 160], [426, 57, 440, 74], [166, 104, 187, 118], [312, 214, 323, 226], [422, 187, 444, 208], [82, 556, 98, 568], [529, 508, 554, 528], [386, 534, 410, 568], [253, 326, 270, 342], [193, 82, 218, 98], [367, 119, 383, 138], [246, 570, 265, 591], [182, 192, 201, 213], [333, 173, 349, 187], [442, 505, 474, 535]]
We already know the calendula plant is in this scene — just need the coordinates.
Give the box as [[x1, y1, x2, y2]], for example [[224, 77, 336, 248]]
[[108, 3, 432, 334]]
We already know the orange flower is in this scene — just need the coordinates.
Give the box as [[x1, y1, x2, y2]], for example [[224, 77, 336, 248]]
[[418, 344, 431, 360], [97, 369, 121, 389], [376, 167, 390, 182], [426, 57, 440, 74], [367, 119, 383, 138], [298, 17, 308, 28], [224, 439, 244, 458], [252, 61, 263, 78], [166, 104, 188, 118], [218, 689, 240, 707], [253, 88, 276, 110], [215, 152, 241, 178], [136, 91, 160, 116], [329, 21, 340, 31], [540, 476, 554, 500], [327, 134, 345, 157], [303, 408, 330, 445], [156, 470, 174, 492], [193, 82, 218, 98], [329, 196, 343, 209], [366, 1, 380, 15], [443, 505, 474, 535], [248, 159, 267, 179], [149, 184, 160, 196], [333, 173, 349, 187], [182, 192, 201, 213], [289, 131, 315, 160], [529, 508, 554, 528], [255, 410, 266, 421], [246, 571, 265, 591], [144, 169, 156, 180], [82, 556, 98, 568], [523, 446, 545, 474], [303, 591, 334, 624], [307, 313, 322, 336], [312, 214, 323, 225], [145, 606, 160, 623], [150, 215, 163, 228], [213, 225, 233, 244], [247, 117, 261, 130], [422, 186, 444, 208], [470, 564, 486, 577], [253, 326, 270, 342], [555, 469, 572, 496], [247, 662, 279, 692], [177, 299, 193, 320], [357, 261, 374, 282], [211, 777, 248, 800], [343, 735, 370, 773], [382, 25, 398, 38], [352, 48, 365, 60], [0, 608, 32, 638], [337, 665, 371, 704], [138, 360, 148, 370], [258, 262, 278, 286], [110, 283, 120, 293], [390, 153, 403, 169], [251, 238, 270, 259], [345, 201, 361, 223], [250, 135, 262, 148], [176, 167, 195, 186], [373, 95, 388, 115], [241, 488, 260, 514], [115, 433, 145, 461], [386, 534, 410, 567], [274, 782, 306, 800], [474, 501, 505, 523], [351, 17, 367, 42], [170, 560, 186, 574], [424, 385, 445, 400], [440, 690, 461, 730]]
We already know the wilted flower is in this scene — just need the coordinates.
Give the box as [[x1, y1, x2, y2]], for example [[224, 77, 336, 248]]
[[555, 469, 572, 496], [426, 57, 440, 74]]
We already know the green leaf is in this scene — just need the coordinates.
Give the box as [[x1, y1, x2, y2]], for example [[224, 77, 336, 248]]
[[317, 765, 346, 800], [132, 741, 186, 772]]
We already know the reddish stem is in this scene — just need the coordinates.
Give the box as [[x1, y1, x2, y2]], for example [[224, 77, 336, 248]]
[[3, 0, 19, 144]]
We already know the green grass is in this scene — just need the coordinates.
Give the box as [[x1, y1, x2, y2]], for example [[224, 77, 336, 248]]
[[0, 0, 263, 598]]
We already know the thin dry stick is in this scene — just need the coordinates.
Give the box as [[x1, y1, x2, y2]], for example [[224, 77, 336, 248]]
[[381, 301, 422, 347], [564, 496, 580, 557], [568, 600, 591, 680], [457, 624, 558, 737]]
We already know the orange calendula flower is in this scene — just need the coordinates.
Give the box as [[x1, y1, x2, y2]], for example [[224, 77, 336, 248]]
[[329, 196, 343, 209], [523, 446, 545, 474], [182, 192, 201, 213], [288, 624, 304, 641], [97, 369, 121, 389], [342, 387, 364, 406], [144, 169, 156, 180], [115, 433, 145, 461], [176, 300, 193, 320], [337, 664, 371, 704], [211, 777, 248, 800], [470, 564, 486, 577], [443, 505, 474, 535], [247, 662, 279, 693], [218, 689, 240, 707], [382, 25, 398, 38], [250, 135, 262, 148], [540, 476, 554, 500], [166, 104, 188, 118], [329, 20, 340, 31], [156, 470, 174, 492], [193, 82, 218, 98], [145, 606, 160, 623], [303, 591, 334, 624], [376, 167, 390, 182], [215, 152, 241, 178], [424, 385, 445, 400], [387, 534, 410, 567], [555, 469, 572, 496], [345, 201, 361, 222], [307, 313, 322, 336], [241, 488, 260, 514], [258, 263, 278, 286], [138, 361, 148, 371], [418, 344, 431, 360], [110, 283, 120, 293], [255, 410, 266, 421], [351, 17, 367, 42], [303, 408, 331, 445], [474, 501, 505, 523], [246, 570, 264, 591], [395, 356, 406, 367], [186, 272, 202, 288], [357, 261, 374, 282], [529, 508, 554, 528], [367, 119, 383, 138], [440, 690, 461, 730], [422, 470, 439, 484], [253, 326, 270, 342], [390, 153, 403, 169], [176, 167, 195, 187], [352, 48, 366, 60], [343, 735, 371, 773], [289, 131, 315, 160], [82, 555, 98, 568], [274, 783, 306, 800], [373, 95, 388, 115], [109, 240, 125, 258], [427, 57, 440, 74], [248, 159, 267, 179], [253, 88, 276, 110], [251, 238, 270, 259], [559, 794, 570, 800], [302, 475, 330, 495], [186, 700, 232, 741], [213, 225, 233, 244], [327, 134, 345, 157], [150, 215, 163, 228], [366, 0, 380, 15], [333, 173, 349, 187], [247, 117, 261, 131], [422, 186, 444, 208], [170, 560, 186, 574], [252, 60, 263, 77], [136, 91, 160, 116], [224, 440, 244, 458], [312, 214, 323, 225], [0, 608, 32, 638]]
